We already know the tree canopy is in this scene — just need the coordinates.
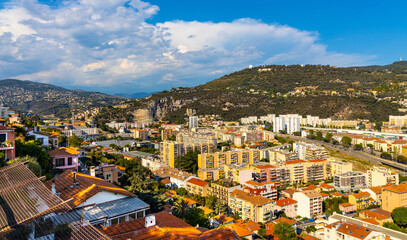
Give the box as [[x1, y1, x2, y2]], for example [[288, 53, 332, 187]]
[[273, 222, 296, 240], [392, 207, 407, 227]]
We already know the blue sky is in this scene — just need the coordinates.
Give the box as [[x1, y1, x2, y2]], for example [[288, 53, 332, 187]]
[[0, 0, 406, 94]]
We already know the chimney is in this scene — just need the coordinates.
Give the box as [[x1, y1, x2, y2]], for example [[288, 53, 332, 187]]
[[90, 166, 96, 177], [51, 180, 56, 194], [72, 171, 79, 187], [145, 215, 156, 228]]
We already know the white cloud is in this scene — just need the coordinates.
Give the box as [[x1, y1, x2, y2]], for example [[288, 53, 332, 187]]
[[0, 0, 375, 93]]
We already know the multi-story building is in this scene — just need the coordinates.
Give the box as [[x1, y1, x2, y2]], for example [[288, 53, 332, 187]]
[[329, 161, 353, 175], [198, 167, 224, 181], [362, 186, 383, 206], [198, 149, 261, 169], [49, 147, 80, 171], [251, 164, 290, 187], [90, 164, 125, 185], [334, 171, 367, 192], [272, 114, 301, 134], [285, 159, 330, 185], [382, 184, 407, 212], [208, 181, 242, 205], [243, 180, 277, 200], [293, 142, 328, 160], [293, 190, 323, 218], [229, 189, 273, 223], [223, 164, 253, 184], [348, 192, 371, 210], [266, 148, 298, 165], [0, 126, 15, 160], [273, 198, 298, 218], [186, 178, 209, 197], [367, 166, 399, 187], [161, 141, 215, 168], [130, 129, 149, 140], [0, 105, 9, 119], [189, 116, 198, 129], [389, 114, 407, 127]]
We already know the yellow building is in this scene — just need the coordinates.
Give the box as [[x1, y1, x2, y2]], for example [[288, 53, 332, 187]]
[[186, 178, 209, 197], [329, 161, 353, 175], [161, 141, 215, 168], [208, 181, 241, 205], [382, 184, 407, 212], [374, 140, 390, 152], [198, 149, 261, 169], [285, 159, 330, 185], [198, 167, 224, 181], [229, 189, 273, 223], [348, 192, 372, 210], [223, 164, 252, 184]]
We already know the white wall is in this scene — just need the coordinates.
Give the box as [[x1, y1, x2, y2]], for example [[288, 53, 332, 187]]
[[76, 191, 128, 208]]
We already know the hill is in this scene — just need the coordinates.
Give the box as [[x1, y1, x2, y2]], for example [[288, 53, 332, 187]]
[[95, 62, 407, 124], [0, 79, 126, 117]]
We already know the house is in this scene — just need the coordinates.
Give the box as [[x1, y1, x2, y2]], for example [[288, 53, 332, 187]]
[[186, 178, 209, 197], [339, 202, 356, 214], [90, 163, 125, 185], [45, 170, 150, 226], [0, 126, 15, 160], [183, 198, 198, 208], [210, 214, 234, 228], [153, 166, 197, 188], [225, 223, 254, 240], [348, 192, 371, 210], [101, 211, 240, 239], [273, 198, 298, 218], [358, 209, 392, 225], [26, 130, 58, 147], [293, 190, 323, 218], [367, 166, 399, 187], [49, 147, 80, 170], [319, 183, 335, 192]]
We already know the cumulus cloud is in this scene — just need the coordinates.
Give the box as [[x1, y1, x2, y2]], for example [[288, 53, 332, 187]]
[[0, 0, 374, 93]]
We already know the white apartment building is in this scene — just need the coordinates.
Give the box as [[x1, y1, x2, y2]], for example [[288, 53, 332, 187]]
[[367, 166, 399, 187], [329, 161, 353, 175], [334, 171, 367, 192], [293, 190, 323, 218], [241, 116, 258, 125], [189, 116, 198, 129], [0, 105, 9, 119], [273, 114, 301, 134]]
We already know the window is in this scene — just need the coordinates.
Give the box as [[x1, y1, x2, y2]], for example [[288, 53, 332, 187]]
[[67, 157, 73, 166], [129, 213, 136, 221], [56, 158, 65, 167], [137, 211, 143, 219], [0, 134, 6, 143], [110, 218, 118, 225], [106, 174, 111, 179], [119, 216, 126, 223]]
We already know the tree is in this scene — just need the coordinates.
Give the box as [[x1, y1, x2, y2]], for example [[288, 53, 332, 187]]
[[381, 152, 392, 160], [192, 194, 205, 206], [15, 140, 51, 170], [173, 199, 189, 219], [214, 199, 227, 215], [325, 133, 333, 142], [205, 195, 218, 210], [68, 134, 82, 148], [0, 151, 5, 167], [175, 187, 188, 197], [184, 207, 209, 228], [258, 228, 267, 238], [175, 150, 199, 174], [273, 222, 296, 240], [341, 136, 352, 148], [306, 225, 317, 233], [397, 155, 407, 163], [392, 207, 407, 227], [354, 143, 363, 151], [8, 156, 42, 177]]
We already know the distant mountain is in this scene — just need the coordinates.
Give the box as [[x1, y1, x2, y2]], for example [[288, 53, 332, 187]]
[[356, 61, 407, 72], [115, 92, 155, 99], [0, 79, 127, 117], [95, 62, 407, 124]]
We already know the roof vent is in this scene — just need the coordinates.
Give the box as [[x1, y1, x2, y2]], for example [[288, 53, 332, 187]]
[[145, 215, 156, 228]]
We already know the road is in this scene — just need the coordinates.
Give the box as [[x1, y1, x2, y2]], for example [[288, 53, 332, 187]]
[[278, 134, 407, 172]]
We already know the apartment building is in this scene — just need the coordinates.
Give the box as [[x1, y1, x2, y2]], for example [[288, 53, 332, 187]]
[[251, 164, 291, 187], [198, 149, 261, 169], [389, 114, 407, 127], [229, 189, 273, 223], [0, 105, 9, 119], [293, 190, 323, 218], [243, 180, 277, 200], [273, 198, 298, 218], [374, 140, 390, 152], [382, 184, 407, 212], [329, 161, 353, 175], [161, 141, 215, 168], [130, 129, 149, 140], [362, 186, 383, 206], [272, 114, 301, 134], [223, 164, 253, 184], [198, 167, 225, 181], [266, 148, 298, 165], [293, 142, 328, 160], [367, 166, 399, 187], [208, 181, 242, 205], [334, 171, 367, 192], [189, 116, 198, 129], [186, 178, 209, 197], [0, 126, 15, 160], [348, 192, 371, 210], [285, 159, 330, 185]]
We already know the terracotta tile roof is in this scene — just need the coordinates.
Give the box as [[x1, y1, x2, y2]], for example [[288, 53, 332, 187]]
[[161, 178, 171, 184], [383, 183, 407, 193], [230, 189, 272, 206], [359, 209, 392, 220], [320, 192, 329, 198], [197, 228, 240, 239], [49, 147, 80, 157], [254, 164, 277, 169], [275, 198, 297, 207], [320, 183, 334, 189], [265, 222, 275, 236], [244, 180, 275, 186], [330, 192, 345, 197], [183, 198, 197, 206], [308, 159, 327, 163], [368, 186, 382, 194], [303, 235, 322, 240], [392, 139, 407, 144], [361, 218, 380, 225], [351, 192, 370, 198], [225, 223, 253, 237], [213, 214, 234, 224], [273, 217, 297, 226], [240, 221, 261, 232], [285, 160, 307, 164], [101, 211, 202, 240], [115, 165, 126, 171], [340, 203, 354, 207], [299, 190, 322, 199], [336, 222, 374, 239], [45, 170, 135, 207], [187, 178, 208, 187]]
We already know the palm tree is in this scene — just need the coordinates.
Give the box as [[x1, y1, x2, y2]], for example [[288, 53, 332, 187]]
[[173, 199, 189, 219], [214, 200, 227, 215]]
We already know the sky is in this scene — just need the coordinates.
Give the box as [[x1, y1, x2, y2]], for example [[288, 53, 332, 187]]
[[0, 0, 406, 95]]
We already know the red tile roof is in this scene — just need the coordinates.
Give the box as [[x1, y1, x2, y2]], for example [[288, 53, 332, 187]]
[[351, 192, 370, 198], [273, 217, 297, 226], [187, 178, 208, 187], [275, 198, 297, 207], [285, 160, 307, 164]]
